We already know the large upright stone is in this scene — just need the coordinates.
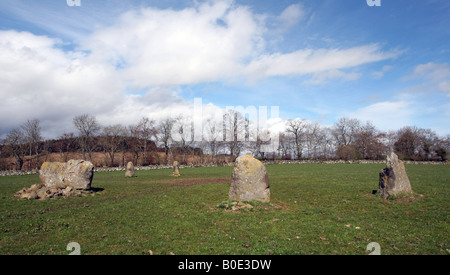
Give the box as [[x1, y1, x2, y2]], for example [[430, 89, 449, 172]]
[[378, 152, 412, 198], [39, 159, 94, 190], [229, 154, 270, 202], [172, 161, 180, 177], [125, 161, 135, 178]]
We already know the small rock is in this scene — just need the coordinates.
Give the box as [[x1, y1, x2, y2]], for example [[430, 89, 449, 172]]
[[36, 187, 48, 199], [245, 204, 254, 210], [27, 191, 38, 200]]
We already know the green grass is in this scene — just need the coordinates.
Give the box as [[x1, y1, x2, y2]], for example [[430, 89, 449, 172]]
[[0, 164, 448, 255]]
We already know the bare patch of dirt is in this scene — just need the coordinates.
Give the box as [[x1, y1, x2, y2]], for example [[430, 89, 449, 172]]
[[366, 191, 425, 203], [390, 194, 424, 203], [155, 177, 230, 187]]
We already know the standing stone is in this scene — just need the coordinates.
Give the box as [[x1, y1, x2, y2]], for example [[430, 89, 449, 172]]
[[378, 152, 412, 198], [172, 161, 180, 177], [39, 159, 94, 190], [229, 154, 270, 202], [125, 161, 135, 178]]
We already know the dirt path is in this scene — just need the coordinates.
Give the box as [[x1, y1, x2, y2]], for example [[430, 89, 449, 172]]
[[135, 177, 230, 187]]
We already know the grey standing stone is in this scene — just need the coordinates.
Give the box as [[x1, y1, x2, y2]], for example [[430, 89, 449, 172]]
[[229, 154, 270, 202], [125, 161, 135, 178], [378, 152, 412, 198]]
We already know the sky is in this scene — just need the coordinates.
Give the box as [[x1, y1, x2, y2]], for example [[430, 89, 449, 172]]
[[0, 0, 449, 139]]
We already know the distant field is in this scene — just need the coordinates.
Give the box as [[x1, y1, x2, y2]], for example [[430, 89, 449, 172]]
[[0, 164, 448, 255]]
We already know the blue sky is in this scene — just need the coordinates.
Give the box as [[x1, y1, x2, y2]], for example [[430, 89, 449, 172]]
[[0, 0, 449, 138]]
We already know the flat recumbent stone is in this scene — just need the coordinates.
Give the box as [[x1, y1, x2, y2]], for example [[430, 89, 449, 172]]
[[39, 159, 94, 190]]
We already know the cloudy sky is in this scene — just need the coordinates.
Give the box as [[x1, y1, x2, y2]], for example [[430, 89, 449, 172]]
[[0, 0, 449, 139]]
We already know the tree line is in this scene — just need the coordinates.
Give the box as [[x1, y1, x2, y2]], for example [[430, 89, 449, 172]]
[[1, 112, 449, 171]]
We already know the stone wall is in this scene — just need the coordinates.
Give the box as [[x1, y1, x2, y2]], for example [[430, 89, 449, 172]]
[[1, 159, 447, 177]]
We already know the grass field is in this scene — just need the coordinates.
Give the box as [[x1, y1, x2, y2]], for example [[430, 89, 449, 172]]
[[0, 163, 448, 255]]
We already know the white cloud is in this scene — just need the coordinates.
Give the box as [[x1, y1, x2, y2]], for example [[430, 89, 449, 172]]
[[347, 100, 414, 131], [0, 1, 404, 138], [372, 65, 393, 79], [438, 81, 450, 94], [83, 0, 265, 88], [244, 44, 400, 81], [0, 30, 125, 136], [307, 69, 361, 84], [402, 62, 450, 94], [278, 4, 306, 29], [84, 2, 399, 87]]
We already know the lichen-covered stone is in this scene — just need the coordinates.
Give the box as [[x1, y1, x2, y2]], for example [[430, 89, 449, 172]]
[[39, 159, 94, 190], [378, 152, 412, 198], [229, 154, 270, 202]]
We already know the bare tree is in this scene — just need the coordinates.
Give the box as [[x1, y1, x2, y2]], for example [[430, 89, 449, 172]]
[[285, 119, 307, 159], [354, 121, 387, 159], [129, 117, 158, 165], [332, 117, 362, 160], [304, 122, 321, 159], [394, 126, 441, 160], [332, 117, 361, 147], [59, 132, 76, 162], [172, 115, 193, 164], [157, 117, 175, 164], [222, 109, 247, 161], [394, 126, 422, 160], [277, 132, 294, 159], [21, 119, 42, 170], [4, 128, 27, 170], [385, 130, 397, 152], [73, 114, 101, 161], [137, 117, 157, 165], [435, 135, 449, 161], [250, 128, 272, 160], [129, 124, 142, 165], [42, 139, 53, 163], [315, 126, 335, 159], [101, 124, 128, 166], [203, 118, 222, 164]]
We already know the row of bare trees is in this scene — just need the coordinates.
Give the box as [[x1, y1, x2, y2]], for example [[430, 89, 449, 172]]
[[1, 113, 449, 171], [280, 117, 449, 161], [1, 119, 42, 171]]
